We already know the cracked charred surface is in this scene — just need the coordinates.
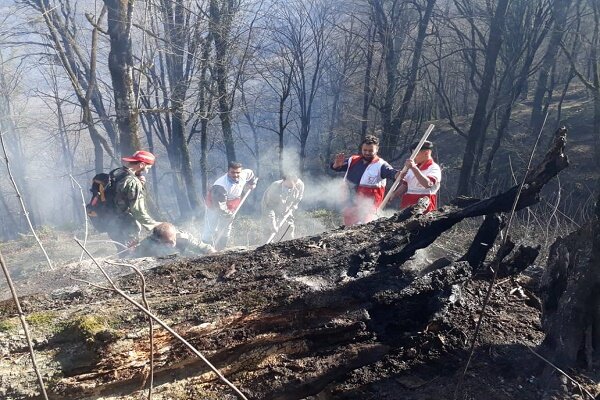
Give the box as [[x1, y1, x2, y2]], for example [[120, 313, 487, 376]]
[[0, 129, 570, 399]]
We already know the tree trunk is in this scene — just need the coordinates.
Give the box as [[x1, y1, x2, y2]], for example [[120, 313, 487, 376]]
[[161, 0, 202, 214], [210, 0, 237, 163], [325, 87, 341, 166], [199, 117, 209, 200], [0, 94, 38, 228], [360, 24, 375, 140], [166, 145, 193, 217], [0, 192, 21, 239], [530, 0, 573, 134], [278, 96, 286, 177], [456, 0, 510, 196], [381, 0, 436, 160], [141, 117, 160, 209], [104, 0, 141, 157], [195, 39, 213, 201]]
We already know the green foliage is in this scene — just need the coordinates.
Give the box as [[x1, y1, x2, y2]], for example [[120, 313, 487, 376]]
[[0, 318, 18, 332], [305, 209, 340, 230], [58, 314, 115, 343], [26, 311, 56, 328]]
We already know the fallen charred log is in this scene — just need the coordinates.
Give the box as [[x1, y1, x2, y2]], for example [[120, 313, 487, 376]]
[[0, 129, 568, 399]]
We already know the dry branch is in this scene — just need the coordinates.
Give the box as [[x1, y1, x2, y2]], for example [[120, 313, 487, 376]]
[[0, 129, 53, 270], [0, 248, 49, 399]]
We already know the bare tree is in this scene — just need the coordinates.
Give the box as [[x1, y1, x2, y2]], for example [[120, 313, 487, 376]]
[[482, 0, 553, 184], [360, 22, 377, 140], [0, 56, 36, 233], [190, 36, 216, 199], [561, 0, 600, 161], [322, 14, 365, 163], [530, 0, 574, 134], [209, 0, 240, 163], [104, 0, 141, 156], [247, 41, 294, 176], [137, 0, 208, 216], [23, 0, 118, 171], [369, 0, 436, 160], [269, 0, 334, 172], [455, 0, 510, 196]]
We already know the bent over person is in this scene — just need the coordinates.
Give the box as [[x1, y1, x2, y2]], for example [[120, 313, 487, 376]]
[[393, 140, 441, 212], [202, 161, 257, 250], [134, 222, 215, 257], [262, 174, 304, 242], [107, 150, 161, 248], [331, 135, 398, 225]]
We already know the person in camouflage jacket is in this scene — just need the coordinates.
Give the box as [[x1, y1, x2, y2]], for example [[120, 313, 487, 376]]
[[261, 174, 304, 241], [107, 151, 161, 248], [133, 222, 215, 257]]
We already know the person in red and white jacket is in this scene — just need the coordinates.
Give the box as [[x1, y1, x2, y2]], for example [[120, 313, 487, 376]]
[[331, 135, 398, 225], [394, 140, 441, 212], [202, 161, 257, 250]]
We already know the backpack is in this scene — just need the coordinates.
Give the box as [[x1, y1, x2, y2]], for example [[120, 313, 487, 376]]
[[86, 168, 128, 232]]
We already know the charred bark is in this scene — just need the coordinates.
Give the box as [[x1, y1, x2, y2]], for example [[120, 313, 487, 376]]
[[456, 0, 509, 196], [539, 191, 600, 396], [459, 213, 505, 270]]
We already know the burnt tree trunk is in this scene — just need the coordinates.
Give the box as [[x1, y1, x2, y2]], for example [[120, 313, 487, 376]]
[[2, 129, 568, 399], [456, 0, 509, 196], [539, 190, 600, 396], [209, 0, 237, 164], [530, 0, 573, 134]]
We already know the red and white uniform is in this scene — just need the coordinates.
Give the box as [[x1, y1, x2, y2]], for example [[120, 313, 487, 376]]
[[206, 169, 255, 212], [400, 159, 441, 212], [344, 156, 388, 205], [341, 156, 396, 225]]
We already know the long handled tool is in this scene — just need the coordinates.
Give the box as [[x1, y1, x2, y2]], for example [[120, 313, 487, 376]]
[[275, 223, 292, 243], [377, 124, 435, 213], [265, 205, 295, 244], [214, 180, 257, 247]]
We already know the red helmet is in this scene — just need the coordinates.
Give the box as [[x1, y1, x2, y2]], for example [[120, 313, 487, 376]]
[[122, 150, 155, 165]]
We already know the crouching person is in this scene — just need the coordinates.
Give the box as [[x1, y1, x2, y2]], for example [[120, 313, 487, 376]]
[[262, 174, 304, 242], [134, 222, 215, 258]]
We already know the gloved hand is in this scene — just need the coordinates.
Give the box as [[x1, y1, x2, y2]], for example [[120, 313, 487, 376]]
[[247, 177, 258, 190]]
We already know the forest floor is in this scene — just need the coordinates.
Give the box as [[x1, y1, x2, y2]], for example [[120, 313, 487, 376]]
[[1, 214, 598, 400]]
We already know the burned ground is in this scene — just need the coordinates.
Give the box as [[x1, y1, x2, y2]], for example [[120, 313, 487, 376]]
[[0, 129, 598, 400]]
